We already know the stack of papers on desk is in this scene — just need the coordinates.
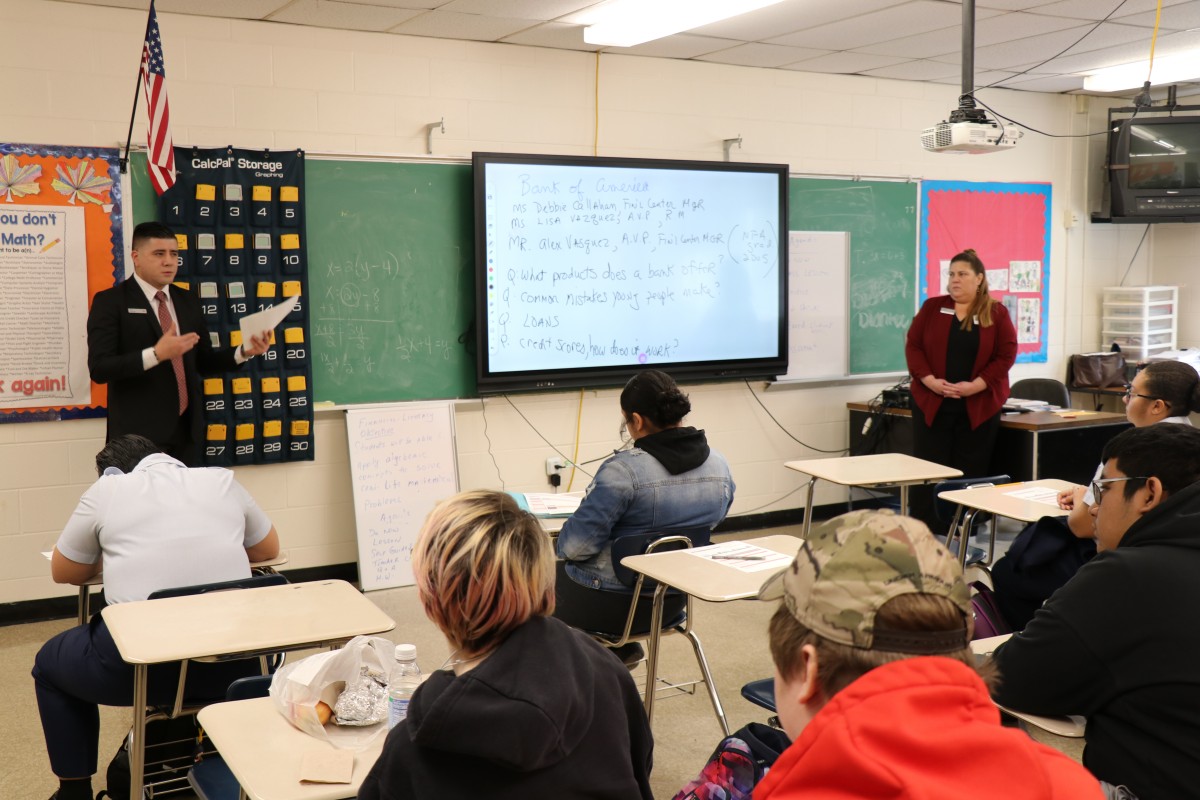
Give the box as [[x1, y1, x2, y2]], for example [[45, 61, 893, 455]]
[[688, 541, 794, 573], [509, 491, 583, 517], [1004, 398, 1056, 412]]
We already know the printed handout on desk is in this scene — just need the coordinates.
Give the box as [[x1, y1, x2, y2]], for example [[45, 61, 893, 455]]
[[1003, 486, 1061, 506], [513, 491, 583, 517], [688, 541, 794, 572]]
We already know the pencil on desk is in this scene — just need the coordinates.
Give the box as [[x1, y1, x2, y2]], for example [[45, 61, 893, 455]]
[[712, 555, 767, 561]]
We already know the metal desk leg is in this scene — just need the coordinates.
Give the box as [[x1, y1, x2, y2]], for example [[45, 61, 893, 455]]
[[899, 484, 910, 516], [130, 664, 148, 800], [642, 583, 668, 725], [77, 587, 89, 626], [958, 508, 979, 568], [802, 477, 818, 537], [1030, 431, 1040, 480]]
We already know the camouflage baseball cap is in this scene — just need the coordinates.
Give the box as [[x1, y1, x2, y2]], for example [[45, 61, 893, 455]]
[[758, 509, 971, 652]]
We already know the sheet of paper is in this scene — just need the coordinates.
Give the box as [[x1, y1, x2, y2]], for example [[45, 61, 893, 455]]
[[688, 541, 794, 573], [521, 491, 583, 517], [299, 749, 354, 784], [1003, 486, 1061, 506], [238, 293, 300, 341]]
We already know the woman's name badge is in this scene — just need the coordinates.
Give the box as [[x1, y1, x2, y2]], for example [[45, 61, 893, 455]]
[[939, 307, 955, 315]]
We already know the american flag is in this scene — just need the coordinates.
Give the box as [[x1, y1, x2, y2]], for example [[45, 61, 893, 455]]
[[140, 1, 175, 195]]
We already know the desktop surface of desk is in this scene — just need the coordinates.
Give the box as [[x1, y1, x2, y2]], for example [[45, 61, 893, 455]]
[[971, 634, 1085, 738], [621, 534, 802, 602], [199, 697, 385, 800], [620, 535, 801, 733], [848, 403, 1130, 484], [937, 479, 1075, 524], [103, 579, 395, 800], [103, 579, 394, 664], [786, 453, 963, 535]]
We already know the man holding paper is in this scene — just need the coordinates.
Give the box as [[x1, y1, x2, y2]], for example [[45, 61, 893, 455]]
[[87, 221, 270, 466]]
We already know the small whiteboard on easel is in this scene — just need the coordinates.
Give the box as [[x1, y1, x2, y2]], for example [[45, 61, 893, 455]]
[[778, 231, 849, 381], [346, 402, 459, 591]]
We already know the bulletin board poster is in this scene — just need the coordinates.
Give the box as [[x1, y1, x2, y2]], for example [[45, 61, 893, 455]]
[[918, 181, 1051, 363], [0, 143, 124, 421]]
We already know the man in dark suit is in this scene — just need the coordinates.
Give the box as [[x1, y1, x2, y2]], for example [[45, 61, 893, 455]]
[[87, 221, 268, 466]]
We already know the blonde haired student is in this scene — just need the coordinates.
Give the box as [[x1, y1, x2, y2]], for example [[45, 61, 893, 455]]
[[358, 489, 653, 800]]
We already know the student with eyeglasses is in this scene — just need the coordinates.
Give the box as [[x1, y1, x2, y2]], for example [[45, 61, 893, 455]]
[[1057, 360, 1199, 541], [991, 423, 1200, 800], [991, 361, 1199, 629]]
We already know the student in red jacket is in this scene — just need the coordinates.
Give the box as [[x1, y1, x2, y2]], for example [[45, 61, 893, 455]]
[[753, 510, 1102, 800], [904, 249, 1017, 531]]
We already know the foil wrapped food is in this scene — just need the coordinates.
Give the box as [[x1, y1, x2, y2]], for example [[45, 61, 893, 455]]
[[333, 665, 389, 726]]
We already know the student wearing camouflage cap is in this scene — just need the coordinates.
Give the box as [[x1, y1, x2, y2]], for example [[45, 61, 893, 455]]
[[753, 509, 1102, 800]]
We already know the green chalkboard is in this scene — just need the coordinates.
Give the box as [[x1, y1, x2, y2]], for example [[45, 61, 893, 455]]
[[131, 155, 475, 404], [789, 179, 917, 375], [305, 160, 474, 403]]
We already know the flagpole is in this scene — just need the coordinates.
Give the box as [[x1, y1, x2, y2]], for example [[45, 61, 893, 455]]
[[120, 5, 155, 174]]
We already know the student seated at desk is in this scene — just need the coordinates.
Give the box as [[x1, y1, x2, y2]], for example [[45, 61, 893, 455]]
[[359, 490, 653, 800], [32, 434, 280, 800], [752, 509, 1101, 800], [992, 424, 1200, 800], [991, 360, 1199, 629], [553, 369, 734, 662]]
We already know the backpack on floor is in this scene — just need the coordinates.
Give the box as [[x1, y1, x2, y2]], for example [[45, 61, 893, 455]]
[[99, 715, 211, 800], [672, 722, 792, 800], [970, 580, 1012, 640]]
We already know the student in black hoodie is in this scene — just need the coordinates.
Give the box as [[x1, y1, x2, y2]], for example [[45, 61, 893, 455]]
[[358, 490, 653, 800], [992, 424, 1200, 800], [554, 369, 735, 644]]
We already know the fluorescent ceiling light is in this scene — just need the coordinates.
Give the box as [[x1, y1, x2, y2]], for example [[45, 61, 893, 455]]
[[1084, 51, 1200, 92], [583, 0, 787, 48]]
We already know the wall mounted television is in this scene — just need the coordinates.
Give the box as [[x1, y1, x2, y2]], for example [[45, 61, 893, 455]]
[[1108, 113, 1200, 222], [473, 152, 789, 394]]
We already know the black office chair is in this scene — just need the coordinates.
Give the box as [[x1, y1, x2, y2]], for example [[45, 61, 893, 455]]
[[585, 526, 730, 735], [934, 475, 1011, 567], [1010, 378, 1071, 408]]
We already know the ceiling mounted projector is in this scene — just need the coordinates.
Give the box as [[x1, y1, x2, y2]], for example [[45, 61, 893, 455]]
[[921, 118, 1023, 154]]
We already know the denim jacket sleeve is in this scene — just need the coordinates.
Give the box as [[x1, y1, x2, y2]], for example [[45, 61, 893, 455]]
[[555, 458, 634, 562]]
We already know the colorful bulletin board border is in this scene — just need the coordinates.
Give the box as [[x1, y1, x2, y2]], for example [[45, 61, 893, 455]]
[[919, 181, 1051, 364], [0, 143, 124, 422]]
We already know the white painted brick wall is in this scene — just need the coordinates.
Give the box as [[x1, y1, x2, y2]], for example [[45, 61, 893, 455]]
[[0, 0, 1132, 604]]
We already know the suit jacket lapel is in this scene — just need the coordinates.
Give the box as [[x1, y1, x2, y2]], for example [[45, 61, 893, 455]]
[[124, 278, 163, 339]]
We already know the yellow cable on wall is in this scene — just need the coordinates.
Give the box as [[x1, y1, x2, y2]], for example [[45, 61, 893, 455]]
[[1147, 0, 1163, 82], [567, 388, 584, 491]]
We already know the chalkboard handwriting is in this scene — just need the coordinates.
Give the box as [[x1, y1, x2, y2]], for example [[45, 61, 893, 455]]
[[324, 251, 403, 281], [850, 270, 909, 311], [856, 311, 910, 330]]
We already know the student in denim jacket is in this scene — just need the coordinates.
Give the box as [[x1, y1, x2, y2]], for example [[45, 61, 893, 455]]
[[554, 369, 734, 656]]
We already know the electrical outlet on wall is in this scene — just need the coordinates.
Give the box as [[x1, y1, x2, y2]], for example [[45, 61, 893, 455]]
[[546, 456, 568, 477]]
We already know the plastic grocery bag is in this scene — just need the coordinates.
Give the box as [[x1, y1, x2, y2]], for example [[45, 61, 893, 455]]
[[269, 634, 394, 749]]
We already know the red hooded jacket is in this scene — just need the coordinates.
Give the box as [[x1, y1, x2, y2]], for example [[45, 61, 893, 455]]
[[754, 657, 1102, 800]]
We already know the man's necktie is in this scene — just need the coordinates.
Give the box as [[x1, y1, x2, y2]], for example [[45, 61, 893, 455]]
[[154, 290, 188, 414]]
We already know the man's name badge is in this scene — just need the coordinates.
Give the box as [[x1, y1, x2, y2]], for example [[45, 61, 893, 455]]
[[127, 308, 147, 314]]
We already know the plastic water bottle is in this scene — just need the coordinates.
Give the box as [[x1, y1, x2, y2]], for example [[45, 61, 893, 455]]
[[388, 643, 421, 729]]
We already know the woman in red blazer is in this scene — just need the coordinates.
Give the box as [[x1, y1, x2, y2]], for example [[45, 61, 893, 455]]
[[904, 249, 1017, 531]]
